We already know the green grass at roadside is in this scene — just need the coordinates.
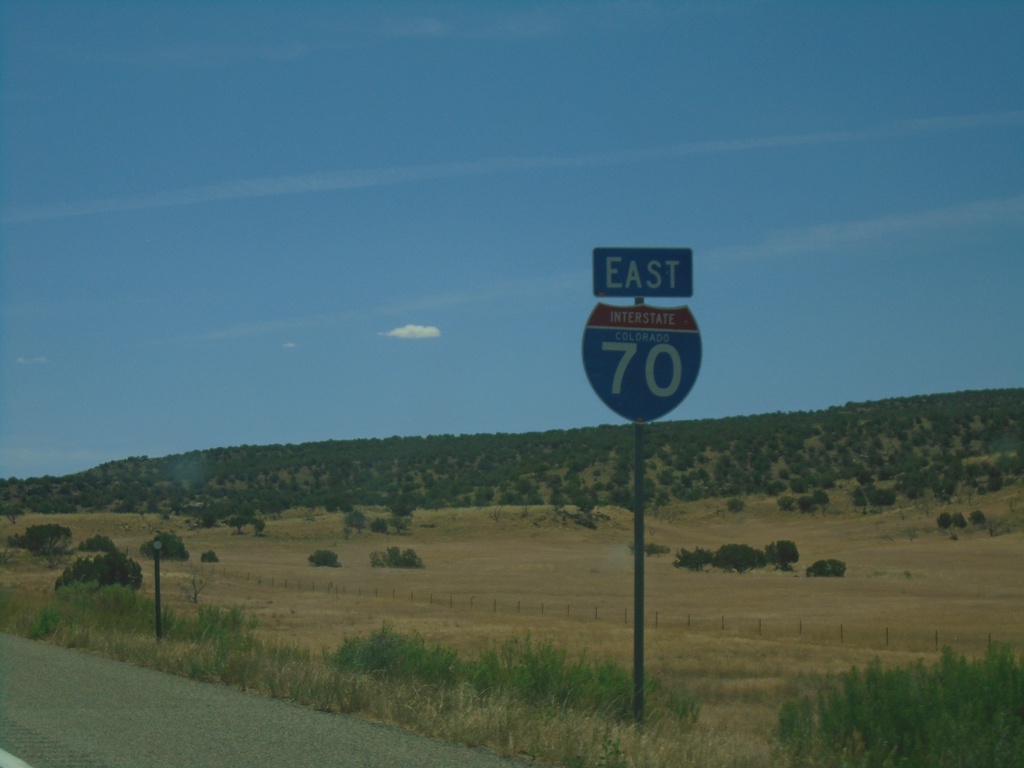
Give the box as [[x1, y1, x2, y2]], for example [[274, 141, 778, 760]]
[[329, 625, 700, 723], [0, 585, 702, 767], [778, 645, 1024, 768]]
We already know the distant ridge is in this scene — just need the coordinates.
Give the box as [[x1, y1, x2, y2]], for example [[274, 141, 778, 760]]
[[2, 389, 1021, 519]]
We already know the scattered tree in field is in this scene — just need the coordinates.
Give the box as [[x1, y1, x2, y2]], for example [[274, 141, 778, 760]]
[[969, 510, 987, 527], [3, 506, 24, 526], [252, 517, 266, 536], [806, 559, 846, 577], [390, 497, 415, 517], [765, 540, 800, 571], [139, 532, 189, 561], [936, 511, 953, 530], [673, 546, 714, 571], [200, 550, 219, 563], [951, 511, 967, 529], [712, 543, 767, 573], [370, 517, 389, 534], [777, 495, 797, 512], [308, 549, 340, 567], [854, 484, 897, 508], [194, 508, 219, 529], [77, 534, 118, 553], [369, 546, 424, 569], [228, 513, 252, 534], [8, 523, 72, 567], [55, 550, 143, 590], [344, 509, 366, 533]]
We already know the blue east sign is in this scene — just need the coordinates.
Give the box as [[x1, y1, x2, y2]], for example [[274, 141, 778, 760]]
[[593, 247, 693, 298]]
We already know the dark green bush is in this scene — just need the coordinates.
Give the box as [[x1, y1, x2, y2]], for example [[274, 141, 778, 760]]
[[9, 523, 72, 558], [369, 546, 423, 568], [471, 634, 635, 718], [308, 549, 340, 567], [55, 551, 143, 591], [329, 624, 458, 686], [370, 517, 389, 534], [712, 543, 767, 573], [344, 509, 367, 532], [673, 546, 714, 571], [805, 558, 846, 577], [200, 550, 219, 563], [779, 646, 1024, 767], [766, 540, 800, 571], [77, 534, 118, 553], [139, 532, 189, 561], [644, 542, 671, 556]]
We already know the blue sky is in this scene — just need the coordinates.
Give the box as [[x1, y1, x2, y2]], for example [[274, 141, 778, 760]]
[[2, 1, 1022, 479]]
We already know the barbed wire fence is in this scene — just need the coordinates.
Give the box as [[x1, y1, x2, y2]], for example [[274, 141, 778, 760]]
[[187, 561, 1020, 655]]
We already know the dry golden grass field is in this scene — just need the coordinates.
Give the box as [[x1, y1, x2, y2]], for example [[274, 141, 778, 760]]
[[4, 486, 1023, 765]]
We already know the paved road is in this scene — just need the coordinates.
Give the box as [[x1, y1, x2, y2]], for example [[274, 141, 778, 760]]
[[0, 634, 533, 768]]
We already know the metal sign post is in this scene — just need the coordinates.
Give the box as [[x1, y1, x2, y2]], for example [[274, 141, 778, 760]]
[[153, 537, 163, 641], [632, 369, 645, 724], [582, 248, 701, 726]]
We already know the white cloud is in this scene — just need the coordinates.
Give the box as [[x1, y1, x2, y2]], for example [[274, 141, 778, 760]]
[[381, 324, 441, 339], [282, 342, 297, 349], [15, 356, 48, 365]]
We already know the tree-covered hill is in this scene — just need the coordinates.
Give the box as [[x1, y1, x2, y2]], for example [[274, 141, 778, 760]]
[[2, 389, 1021, 521]]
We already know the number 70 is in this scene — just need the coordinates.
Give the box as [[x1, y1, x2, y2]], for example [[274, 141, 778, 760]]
[[602, 342, 683, 397]]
